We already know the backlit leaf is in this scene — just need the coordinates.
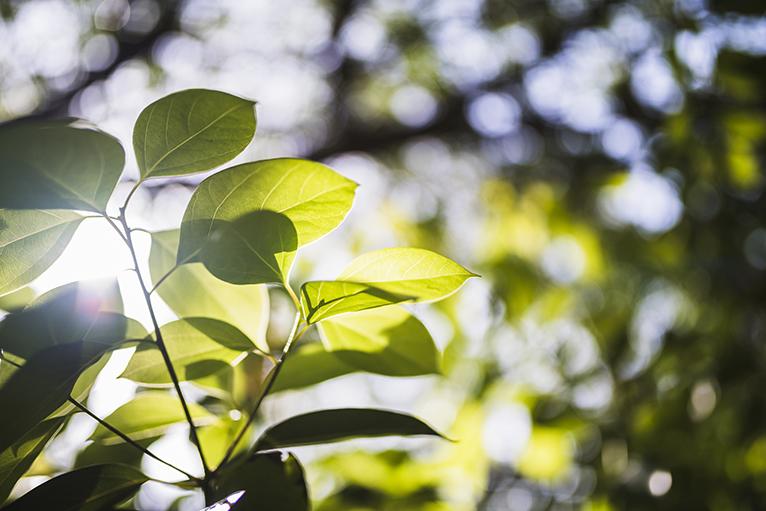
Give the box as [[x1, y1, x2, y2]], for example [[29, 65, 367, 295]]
[[0, 281, 135, 359], [271, 343, 357, 393], [0, 121, 124, 212], [133, 89, 256, 179], [121, 318, 255, 384], [0, 210, 82, 296], [0, 341, 124, 453], [0, 418, 64, 504], [177, 158, 356, 284], [301, 248, 475, 322], [2, 464, 147, 511], [254, 408, 445, 451], [318, 306, 441, 376], [150, 230, 269, 351]]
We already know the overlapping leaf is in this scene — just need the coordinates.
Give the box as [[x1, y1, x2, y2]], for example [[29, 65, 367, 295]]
[[0, 341, 124, 453], [0, 121, 124, 212], [2, 464, 147, 511], [0, 418, 64, 504], [301, 248, 475, 322], [318, 306, 441, 376], [0, 210, 83, 296], [91, 392, 215, 444], [121, 317, 255, 384], [177, 158, 357, 284], [150, 230, 270, 351], [0, 281, 137, 359], [212, 452, 308, 511], [133, 89, 256, 179]]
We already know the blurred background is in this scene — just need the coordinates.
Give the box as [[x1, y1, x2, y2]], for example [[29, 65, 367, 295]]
[[1, 0, 766, 509]]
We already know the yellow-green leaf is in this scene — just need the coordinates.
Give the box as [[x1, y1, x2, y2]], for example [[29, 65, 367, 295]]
[[318, 306, 441, 376], [91, 392, 215, 444], [177, 158, 357, 284], [301, 248, 475, 322], [0, 121, 124, 212], [133, 89, 256, 179], [121, 318, 256, 384], [0, 210, 83, 296], [150, 230, 269, 351]]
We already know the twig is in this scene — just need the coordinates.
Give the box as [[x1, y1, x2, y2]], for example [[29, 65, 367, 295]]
[[216, 311, 304, 470], [117, 208, 211, 476]]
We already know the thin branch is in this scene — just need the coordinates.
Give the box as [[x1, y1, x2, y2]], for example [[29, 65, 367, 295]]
[[69, 397, 199, 481], [118, 208, 211, 476], [0, 351, 197, 481], [216, 311, 304, 471]]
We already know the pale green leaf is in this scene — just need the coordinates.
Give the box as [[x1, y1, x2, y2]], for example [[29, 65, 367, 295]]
[[2, 464, 147, 511], [0, 287, 35, 312], [121, 317, 255, 384], [301, 248, 475, 322], [318, 306, 441, 376], [253, 408, 445, 451], [177, 158, 357, 284], [0, 121, 124, 212], [133, 89, 256, 179], [91, 392, 215, 444], [0, 210, 83, 296], [198, 417, 241, 469], [150, 230, 269, 351]]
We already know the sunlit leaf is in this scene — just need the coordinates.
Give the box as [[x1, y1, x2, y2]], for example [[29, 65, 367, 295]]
[[0, 287, 35, 312], [0, 210, 83, 296], [177, 158, 357, 284], [271, 343, 357, 393], [0, 121, 124, 212], [133, 89, 256, 179], [150, 230, 270, 351], [198, 417, 241, 469], [91, 391, 215, 444], [301, 248, 475, 322], [0, 341, 123, 453], [121, 318, 255, 384], [50, 353, 111, 418], [318, 306, 441, 376], [212, 452, 308, 511], [2, 463, 147, 511], [253, 408, 446, 451], [74, 439, 153, 472], [0, 418, 65, 504]]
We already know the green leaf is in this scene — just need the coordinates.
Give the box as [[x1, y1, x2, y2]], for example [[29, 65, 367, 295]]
[[198, 417, 241, 469], [150, 230, 270, 351], [212, 452, 308, 511], [91, 391, 215, 444], [177, 158, 357, 284], [271, 343, 357, 393], [0, 418, 65, 505], [0, 281, 135, 359], [254, 408, 446, 451], [2, 464, 148, 511], [0, 287, 35, 312], [121, 318, 255, 384], [0, 121, 125, 212], [301, 248, 475, 322], [133, 89, 256, 179], [0, 210, 83, 296], [318, 306, 441, 376], [0, 341, 122, 453]]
